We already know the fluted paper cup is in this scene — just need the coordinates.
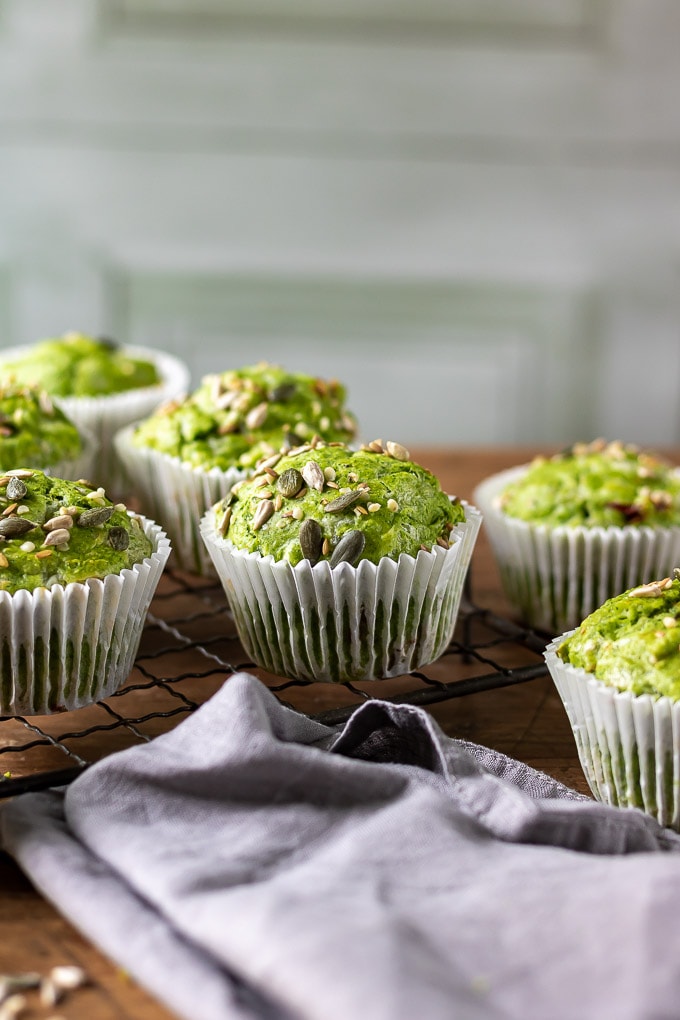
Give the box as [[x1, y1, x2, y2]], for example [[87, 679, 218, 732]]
[[474, 466, 680, 635], [0, 514, 171, 715], [200, 501, 481, 683], [545, 636, 680, 830], [114, 424, 245, 575], [0, 345, 191, 495]]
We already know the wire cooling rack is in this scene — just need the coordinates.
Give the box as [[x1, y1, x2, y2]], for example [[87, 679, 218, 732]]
[[0, 569, 549, 799]]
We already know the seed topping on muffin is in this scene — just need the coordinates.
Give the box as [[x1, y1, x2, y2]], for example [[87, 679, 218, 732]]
[[0, 383, 83, 469], [214, 440, 463, 566], [0, 332, 161, 397], [0, 470, 151, 593], [131, 362, 358, 472], [498, 440, 680, 528]]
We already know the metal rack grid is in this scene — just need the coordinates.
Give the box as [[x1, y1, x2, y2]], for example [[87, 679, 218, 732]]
[[0, 568, 549, 799]]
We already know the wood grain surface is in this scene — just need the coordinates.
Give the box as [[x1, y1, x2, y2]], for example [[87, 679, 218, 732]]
[[0, 446, 591, 1019]]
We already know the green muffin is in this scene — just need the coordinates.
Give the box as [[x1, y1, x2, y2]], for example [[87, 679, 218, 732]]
[[131, 362, 358, 472], [545, 573, 680, 830], [217, 439, 464, 565], [499, 440, 680, 528], [0, 470, 152, 594], [202, 439, 481, 683], [0, 383, 82, 469], [1, 332, 160, 397], [473, 440, 680, 634], [557, 575, 680, 698]]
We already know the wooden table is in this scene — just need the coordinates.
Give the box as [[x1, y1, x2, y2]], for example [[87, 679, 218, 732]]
[[0, 447, 591, 1019]]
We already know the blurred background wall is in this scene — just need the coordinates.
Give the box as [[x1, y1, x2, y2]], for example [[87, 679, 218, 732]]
[[0, 0, 678, 448]]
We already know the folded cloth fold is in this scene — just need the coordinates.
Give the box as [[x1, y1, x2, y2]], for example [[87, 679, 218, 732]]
[[3, 673, 680, 1020]]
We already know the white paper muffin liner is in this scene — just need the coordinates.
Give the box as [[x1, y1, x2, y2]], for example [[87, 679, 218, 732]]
[[200, 501, 482, 683], [114, 424, 245, 575], [545, 636, 680, 830], [0, 344, 191, 496], [0, 514, 171, 716], [474, 465, 680, 635]]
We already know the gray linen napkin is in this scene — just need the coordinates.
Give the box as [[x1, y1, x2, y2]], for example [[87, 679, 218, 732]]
[[3, 672, 680, 1020]]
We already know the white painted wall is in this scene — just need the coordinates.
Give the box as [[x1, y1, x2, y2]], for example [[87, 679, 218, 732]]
[[0, 0, 678, 447]]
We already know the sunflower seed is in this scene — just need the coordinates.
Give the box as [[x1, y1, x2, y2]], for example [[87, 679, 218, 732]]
[[299, 518, 323, 564], [367, 503, 381, 513], [245, 402, 269, 430], [44, 515, 74, 532], [252, 499, 274, 531], [330, 529, 366, 567], [387, 498, 399, 512], [0, 992, 27, 1017], [628, 578, 673, 598], [77, 506, 115, 528], [258, 452, 281, 469], [301, 460, 325, 492], [278, 468, 304, 499], [0, 517, 36, 538], [6, 478, 27, 500], [215, 390, 237, 410], [324, 490, 363, 514], [385, 441, 410, 461], [108, 526, 130, 551], [43, 529, 71, 547]]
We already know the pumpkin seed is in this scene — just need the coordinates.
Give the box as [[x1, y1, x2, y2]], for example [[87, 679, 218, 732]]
[[330, 529, 366, 567], [299, 518, 323, 564], [77, 506, 115, 528], [301, 460, 325, 492], [269, 382, 296, 402], [219, 506, 232, 536], [108, 526, 130, 551], [278, 468, 304, 499], [252, 499, 274, 531], [0, 517, 36, 538], [324, 490, 363, 514], [6, 477, 27, 500]]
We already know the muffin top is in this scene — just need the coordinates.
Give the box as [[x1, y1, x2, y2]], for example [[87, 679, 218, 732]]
[[0, 470, 152, 594], [499, 439, 680, 528], [558, 575, 680, 698], [1, 332, 160, 397], [132, 362, 358, 471], [213, 438, 464, 566], [0, 384, 82, 468]]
